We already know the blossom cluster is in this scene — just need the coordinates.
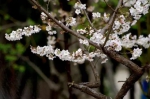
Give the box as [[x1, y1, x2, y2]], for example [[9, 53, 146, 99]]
[[79, 39, 89, 46], [46, 25, 57, 35], [129, 0, 150, 19], [66, 17, 76, 27], [74, 2, 86, 15], [5, 0, 150, 64], [5, 25, 41, 41], [31, 46, 107, 64]]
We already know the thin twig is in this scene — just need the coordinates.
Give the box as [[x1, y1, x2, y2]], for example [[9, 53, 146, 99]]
[[102, 47, 143, 75], [29, 1, 148, 99], [78, 0, 97, 31], [79, 44, 100, 83], [102, 27, 112, 47], [89, 62, 100, 82], [68, 82, 111, 99], [30, 0, 99, 50], [79, 82, 100, 88], [100, 0, 123, 35], [0, 22, 28, 31], [31, 0, 141, 79], [103, 0, 115, 12], [100, 0, 123, 49]]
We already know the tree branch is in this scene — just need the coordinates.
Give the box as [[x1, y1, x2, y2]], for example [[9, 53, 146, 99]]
[[115, 73, 143, 99], [102, 47, 143, 75], [100, 0, 123, 35], [79, 82, 100, 88], [30, 0, 102, 51], [29, 1, 148, 99], [0, 22, 28, 31], [89, 62, 100, 82], [80, 44, 100, 83], [115, 64, 150, 99], [68, 82, 111, 99]]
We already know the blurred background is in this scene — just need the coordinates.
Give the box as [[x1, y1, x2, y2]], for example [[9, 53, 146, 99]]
[[0, 0, 150, 99]]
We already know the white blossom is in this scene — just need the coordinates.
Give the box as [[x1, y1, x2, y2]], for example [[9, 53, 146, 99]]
[[75, 9, 81, 15], [113, 21, 121, 30], [41, 12, 48, 23], [123, 0, 136, 7], [54, 49, 72, 61], [47, 36, 56, 46], [79, 39, 89, 46], [77, 29, 87, 34], [31, 45, 54, 57], [136, 35, 150, 48], [130, 48, 142, 60], [74, 2, 86, 10], [103, 13, 109, 22], [121, 33, 136, 48], [46, 25, 52, 31], [66, 17, 76, 27], [129, 0, 150, 19], [92, 12, 101, 18], [5, 29, 23, 41], [48, 30, 57, 35], [5, 0, 150, 64], [5, 25, 41, 41], [73, 48, 83, 57], [105, 39, 122, 51], [90, 31, 105, 45]]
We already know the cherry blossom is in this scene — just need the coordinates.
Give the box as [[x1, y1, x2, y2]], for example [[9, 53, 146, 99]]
[[130, 48, 142, 60], [5, 0, 150, 63]]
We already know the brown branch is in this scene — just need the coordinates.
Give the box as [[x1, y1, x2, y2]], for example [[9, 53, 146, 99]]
[[0, 22, 28, 31], [115, 64, 150, 99], [89, 62, 100, 82], [102, 47, 143, 75], [68, 82, 111, 99], [100, 0, 123, 35], [30, 0, 85, 39], [102, 0, 123, 46], [79, 82, 100, 88], [29, 1, 148, 99], [115, 73, 143, 99], [79, 44, 100, 84], [30, 0, 101, 52], [32, 0, 98, 50]]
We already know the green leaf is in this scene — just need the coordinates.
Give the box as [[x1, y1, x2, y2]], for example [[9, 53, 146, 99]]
[[10, 49, 17, 55], [6, 28, 12, 33], [16, 43, 25, 55], [5, 55, 17, 62], [88, 45, 96, 52], [132, 25, 137, 29], [27, 18, 35, 25], [0, 43, 12, 53], [4, 14, 10, 20], [13, 64, 19, 70], [19, 65, 26, 73]]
